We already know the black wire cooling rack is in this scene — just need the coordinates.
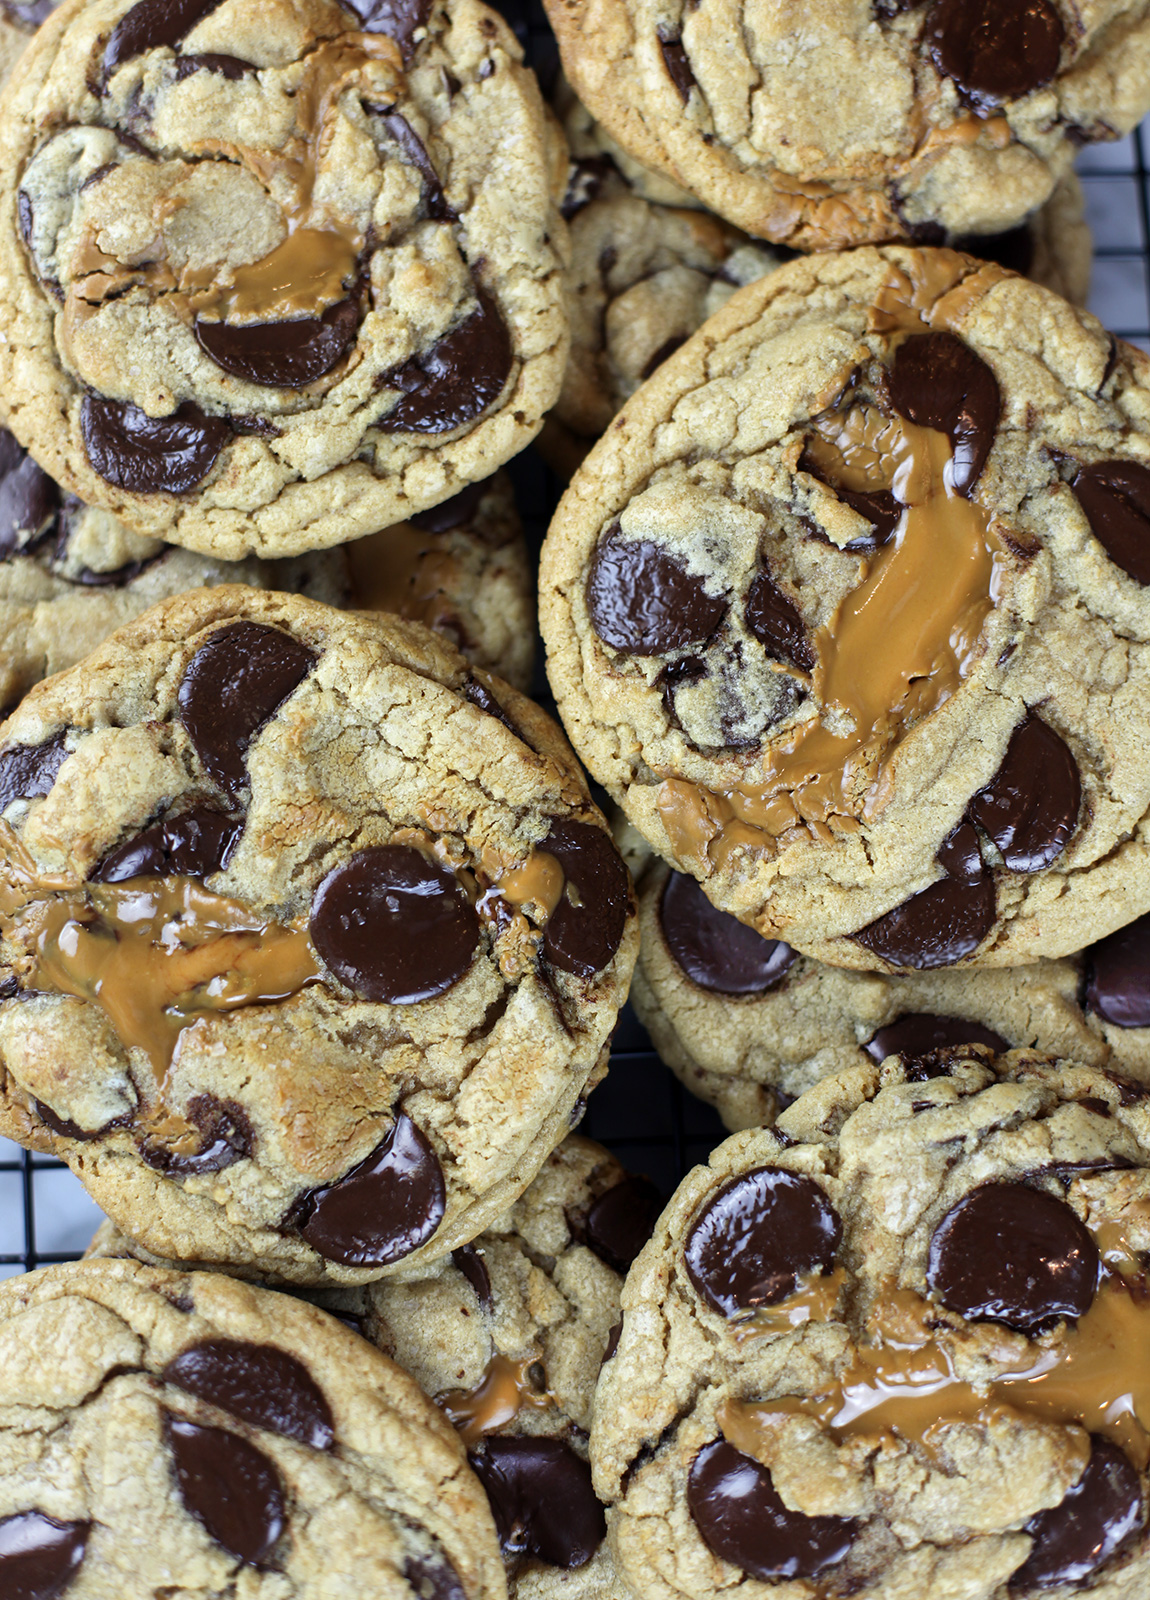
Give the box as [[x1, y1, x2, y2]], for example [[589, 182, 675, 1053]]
[[3, 5, 1149, 1275]]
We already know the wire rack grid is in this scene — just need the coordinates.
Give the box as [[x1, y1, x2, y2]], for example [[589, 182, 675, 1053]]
[[3, 16, 1150, 1275]]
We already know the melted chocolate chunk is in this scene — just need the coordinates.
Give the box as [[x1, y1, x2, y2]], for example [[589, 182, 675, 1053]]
[[864, 1013, 1008, 1068], [887, 331, 1000, 495], [164, 1339, 334, 1450], [406, 1555, 467, 1600], [744, 570, 815, 672], [685, 1167, 842, 1317], [541, 818, 630, 978], [35, 1100, 127, 1141], [175, 51, 256, 79], [967, 713, 1081, 872], [140, 1095, 253, 1175], [463, 677, 517, 736], [468, 1437, 605, 1568], [377, 291, 512, 434], [688, 1441, 857, 1581], [583, 1174, 663, 1273], [410, 481, 483, 533], [854, 821, 995, 969], [928, 1182, 1099, 1331], [165, 1414, 284, 1566], [799, 444, 902, 549], [102, 0, 227, 81], [178, 620, 317, 799], [0, 1512, 88, 1600], [452, 1244, 493, 1311], [81, 397, 230, 495], [92, 805, 241, 883], [660, 870, 797, 995], [927, 0, 1064, 111], [0, 731, 69, 814], [298, 1112, 446, 1266], [656, 26, 695, 102], [1085, 913, 1150, 1029], [195, 299, 359, 388], [346, 0, 432, 59], [376, 112, 453, 221], [1071, 460, 1150, 586], [1013, 1438, 1144, 1590], [0, 429, 59, 559], [602, 1318, 622, 1362], [585, 532, 727, 654], [311, 845, 479, 1003], [561, 155, 614, 219]]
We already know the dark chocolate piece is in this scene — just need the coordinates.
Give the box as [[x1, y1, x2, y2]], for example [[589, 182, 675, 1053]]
[[641, 335, 687, 379], [1072, 460, 1150, 586], [452, 1245, 493, 1311], [853, 821, 995, 969], [1085, 912, 1150, 1029], [310, 844, 479, 1003], [377, 291, 512, 434], [140, 1096, 253, 1176], [1013, 1438, 1144, 1589], [463, 677, 517, 736], [409, 481, 483, 532], [585, 531, 727, 654], [927, 1182, 1099, 1331], [0, 1512, 88, 1600], [164, 1339, 334, 1450], [863, 1013, 1008, 1067], [799, 443, 902, 549], [927, 0, 1064, 112], [298, 1112, 446, 1266], [468, 1437, 605, 1568], [195, 299, 359, 388], [966, 713, 1080, 873], [0, 731, 69, 814], [345, 0, 433, 59], [954, 223, 1034, 279], [688, 1440, 857, 1581], [377, 111, 453, 221], [34, 1100, 128, 1141], [178, 620, 316, 799], [175, 51, 256, 79], [887, 331, 1000, 495], [92, 806, 241, 883], [405, 1555, 467, 1600], [541, 818, 630, 978], [81, 397, 230, 496], [0, 428, 59, 560], [656, 26, 695, 102], [102, 0, 228, 81], [744, 570, 815, 673], [660, 869, 797, 996], [2, 0, 59, 28], [561, 156, 614, 219], [685, 1167, 841, 1316], [583, 1174, 663, 1274], [165, 1414, 284, 1566]]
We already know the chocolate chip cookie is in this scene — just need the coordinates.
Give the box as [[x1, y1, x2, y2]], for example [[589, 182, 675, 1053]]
[[593, 1050, 1150, 1598], [0, 587, 638, 1283], [0, 0, 568, 560], [0, 1256, 505, 1598], [543, 0, 1149, 250], [540, 245, 1150, 970], [631, 860, 1150, 1131]]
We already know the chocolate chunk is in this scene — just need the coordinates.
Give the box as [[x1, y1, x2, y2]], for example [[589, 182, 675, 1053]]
[[377, 291, 512, 434], [92, 806, 241, 883], [0, 429, 59, 560], [175, 52, 256, 79], [346, 0, 432, 59], [955, 223, 1034, 279], [468, 1438, 605, 1568], [0, 1512, 88, 1600], [102, 0, 227, 81], [1085, 913, 1150, 1028], [452, 1245, 493, 1311], [463, 677, 517, 736], [660, 870, 796, 995], [35, 1100, 127, 1141], [744, 571, 815, 673], [799, 444, 902, 549], [17, 190, 33, 251], [1071, 460, 1150, 586], [561, 155, 614, 219], [298, 1112, 446, 1266], [656, 26, 695, 102], [641, 335, 687, 380], [195, 299, 359, 388], [927, 1182, 1099, 1331], [2, 0, 59, 28], [1014, 1438, 1144, 1589], [310, 845, 478, 1003], [0, 731, 69, 814], [887, 331, 1000, 495], [853, 821, 995, 969], [966, 713, 1081, 872], [410, 481, 483, 533], [405, 1555, 467, 1600], [687, 1440, 857, 1581], [376, 112, 453, 221], [585, 532, 727, 654], [583, 1174, 663, 1273], [685, 1167, 842, 1317], [164, 1339, 334, 1450], [602, 1318, 622, 1362], [140, 1095, 253, 1175], [178, 620, 316, 799], [541, 818, 630, 978], [927, 0, 1064, 112], [165, 1414, 284, 1566], [81, 397, 230, 496], [864, 1013, 1008, 1068]]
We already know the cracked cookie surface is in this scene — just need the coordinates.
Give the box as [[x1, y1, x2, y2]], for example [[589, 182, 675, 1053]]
[[0, 0, 569, 559], [540, 245, 1150, 971], [593, 1051, 1150, 1599], [0, 1256, 507, 1600], [0, 586, 637, 1283], [542, 0, 1150, 250]]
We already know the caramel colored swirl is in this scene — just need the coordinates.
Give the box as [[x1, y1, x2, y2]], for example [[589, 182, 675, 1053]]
[[438, 1352, 555, 1446]]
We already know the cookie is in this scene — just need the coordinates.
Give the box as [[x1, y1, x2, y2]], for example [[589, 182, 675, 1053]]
[[0, 0, 568, 560], [543, 0, 1149, 251], [631, 860, 1150, 1131], [540, 245, 1150, 971], [0, 1256, 505, 1598], [593, 1050, 1150, 1598], [0, 586, 637, 1283], [347, 470, 535, 692]]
